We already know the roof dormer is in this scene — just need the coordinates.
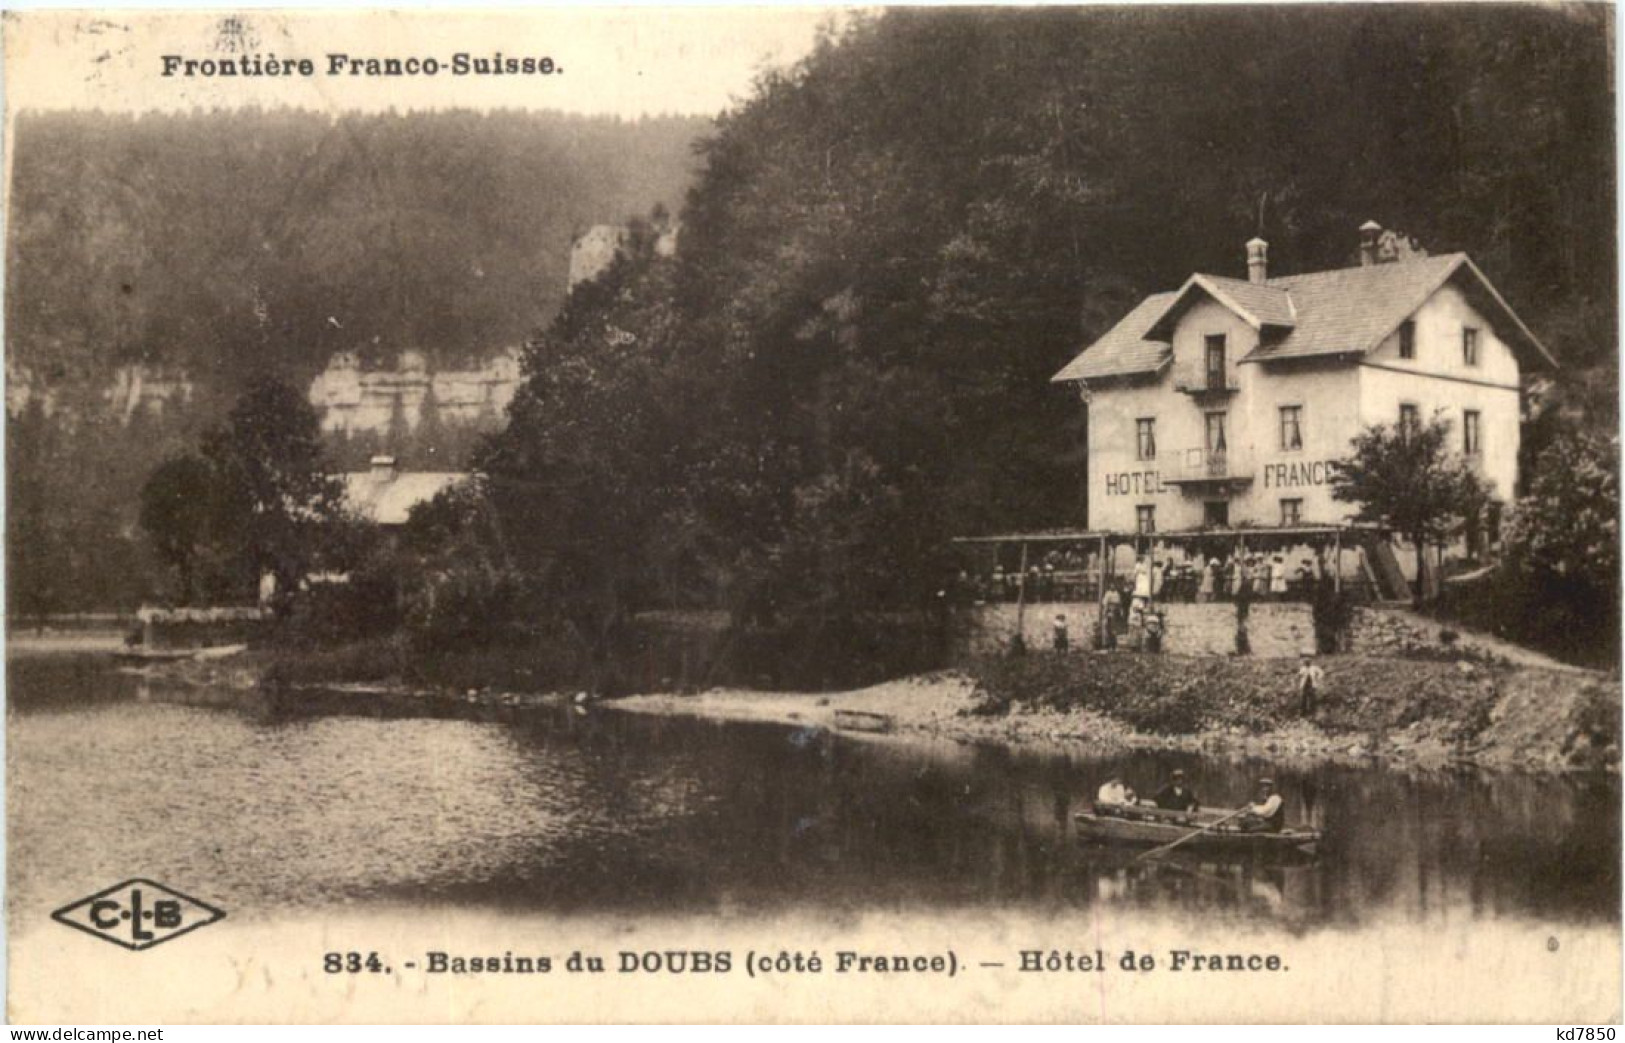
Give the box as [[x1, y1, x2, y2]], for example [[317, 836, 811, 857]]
[[1142, 273, 1296, 342]]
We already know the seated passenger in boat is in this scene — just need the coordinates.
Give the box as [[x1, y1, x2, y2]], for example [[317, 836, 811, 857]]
[[1152, 769, 1199, 813], [1239, 778, 1285, 833], [1095, 777, 1141, 812]]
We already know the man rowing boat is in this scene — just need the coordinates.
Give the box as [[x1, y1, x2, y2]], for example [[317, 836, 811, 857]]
[[1237, 778, 1285, 833]]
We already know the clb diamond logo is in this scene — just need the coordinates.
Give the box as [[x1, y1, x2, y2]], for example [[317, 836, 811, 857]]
[[52, 879, 225, 951]]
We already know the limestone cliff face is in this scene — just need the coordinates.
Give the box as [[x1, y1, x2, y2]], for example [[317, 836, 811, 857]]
[[567, 222, 678, 292], [7, 348, 522, 437], [106, 365, 196, 423], [6, 214, 663, 430], [7, 360, 195, 423], [5, 361, 59, 418], [568, 225, 630, 292], [306, 348, 523, 436]]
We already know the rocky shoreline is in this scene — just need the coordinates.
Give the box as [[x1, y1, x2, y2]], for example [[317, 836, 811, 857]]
[[608, 668, 1613, 775], [115, 643, 1621, 775]]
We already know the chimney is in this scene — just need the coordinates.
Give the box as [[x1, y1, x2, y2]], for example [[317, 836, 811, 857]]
[[369, 455, 398, 483], [1359, 220, 1383, 267], [1246, 237, 1269, 284]]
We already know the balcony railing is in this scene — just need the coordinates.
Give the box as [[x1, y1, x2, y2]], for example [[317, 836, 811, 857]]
[[1173, 372, 1241, 395], [1166, 446, 1253, 484]]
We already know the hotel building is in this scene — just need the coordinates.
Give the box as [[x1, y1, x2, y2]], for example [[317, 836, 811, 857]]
[[1051, 222, 1555, 537]]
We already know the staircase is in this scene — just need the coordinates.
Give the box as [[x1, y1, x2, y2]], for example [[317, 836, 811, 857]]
[[1364, 539, 1414, 602]]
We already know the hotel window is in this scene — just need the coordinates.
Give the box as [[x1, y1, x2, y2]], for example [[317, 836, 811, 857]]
[[1205, 411, 1228, 457], [1280, 498, 1303, 527], [1463, 327, 1480, 367], [1399, 320, 1416, 360], [1279, 405, 1304, 451], [1464, 409, 1481, 456], [1205, 334, 1227, 389], [1136, 418, 1157, 460], [1398, 403, 1420, 441], [1136, 504, 1156, 535]]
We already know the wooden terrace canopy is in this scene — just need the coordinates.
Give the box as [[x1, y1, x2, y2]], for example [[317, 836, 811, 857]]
[[950, 524, 1394, 644], [949, 523, 1383, 546]]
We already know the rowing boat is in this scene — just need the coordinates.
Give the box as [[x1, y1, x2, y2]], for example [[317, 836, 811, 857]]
[[832, 709, 894, 733], [1075, 804, 1321, 854], [111, 647, 203, 663]]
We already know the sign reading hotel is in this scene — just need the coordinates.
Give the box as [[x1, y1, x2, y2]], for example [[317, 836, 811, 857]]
[[1105, 459, 1339, 499]]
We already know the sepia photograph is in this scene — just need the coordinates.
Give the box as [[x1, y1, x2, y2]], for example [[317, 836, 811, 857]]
[[3, 3, 1620, 1024]]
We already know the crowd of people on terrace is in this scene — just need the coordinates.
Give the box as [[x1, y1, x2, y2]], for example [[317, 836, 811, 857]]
[[962, 547, 1330, 605]]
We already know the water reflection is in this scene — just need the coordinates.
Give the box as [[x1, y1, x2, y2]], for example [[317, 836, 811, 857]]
[[7, 656, 1619, 932]]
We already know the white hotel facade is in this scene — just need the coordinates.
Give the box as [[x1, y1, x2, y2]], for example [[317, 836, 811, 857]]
[[1051, 223, 1555, 538]]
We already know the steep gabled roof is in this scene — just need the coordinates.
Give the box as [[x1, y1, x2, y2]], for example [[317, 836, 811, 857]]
[[1050, 291, 1176, 383], [1052, 253, 1556, 384], [1247, 252, 1554, 369], [1143, 273, 1296, 340], [342, 470, 467, 525]]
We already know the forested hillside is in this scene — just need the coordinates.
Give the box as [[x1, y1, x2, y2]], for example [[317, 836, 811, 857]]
[[7, 107, 704, 383], [482, 5, 1615, 642], [6, 107, 704, 613], [12, 6, 1616, 624]]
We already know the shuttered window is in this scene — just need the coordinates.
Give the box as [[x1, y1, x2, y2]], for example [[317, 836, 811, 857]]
[[1136, 418, 1156, 460], [1279, 405, 1303, 451]]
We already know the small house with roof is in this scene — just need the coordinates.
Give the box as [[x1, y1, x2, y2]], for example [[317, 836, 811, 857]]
[[1051, 222, 1555, 538], [341, 455, 466, 527]]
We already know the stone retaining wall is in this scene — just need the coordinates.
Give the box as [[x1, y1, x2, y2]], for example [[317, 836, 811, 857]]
[[956, 600, 1317, 659], [959, 600, 1573, 668]]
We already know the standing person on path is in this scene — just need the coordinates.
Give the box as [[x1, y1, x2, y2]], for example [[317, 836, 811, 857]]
[[1296, 558, 1316, 596], [1296, 654, 1325, 715], [1131, 557, 1153, 627], [1143, 609, 1164, 653], [1133, 556, 1152, 599], [1052, 613, 1070, 653]]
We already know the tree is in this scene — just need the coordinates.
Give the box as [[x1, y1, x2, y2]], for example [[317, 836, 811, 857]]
[[391, 477, 528, 652], [479, 219, 695, 647], [193, 375, 351, 607], [1502, 429, 1619, 609], [137, 453, 217, 602], [385, 392, 412, 457], [6, 399, 60, 624], [1330, 413, 1495, 604], [413, 382, 450, 468]]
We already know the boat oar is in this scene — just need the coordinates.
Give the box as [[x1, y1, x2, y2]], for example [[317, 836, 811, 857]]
[[1135, 806, 1251, 862]]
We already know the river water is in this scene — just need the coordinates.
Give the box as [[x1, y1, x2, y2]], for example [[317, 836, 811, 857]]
[[7, 653, 1621, 1021], [10, 654, 1618, 927]]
